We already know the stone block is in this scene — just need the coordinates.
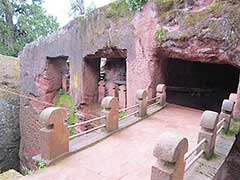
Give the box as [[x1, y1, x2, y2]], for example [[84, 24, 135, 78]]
[[107, 82, 116, 97], [221, 99, 234, 114], [151, 131, 188, 180], [136, 89, 147, 117], [229, 93, 237, 103], [102, 96, 119, 132], [119, 85, 127, 108], [156, 84, 166, 106], [40, 107, 69, 161], [198, 110, 218, 159], [219, 112, 232, 133], [200, 110, 218, 130], [156, 84, 166, 93], [98, 80, 105, 103]]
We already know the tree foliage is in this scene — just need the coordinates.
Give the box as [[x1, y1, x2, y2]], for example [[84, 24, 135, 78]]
[[69, 0, 85, 18], [0, 0, 59, 57]]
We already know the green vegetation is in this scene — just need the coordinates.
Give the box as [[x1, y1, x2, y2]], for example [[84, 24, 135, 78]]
[[54, 89, 76, 136], [20, 162, 47, 176], [37, 162, 47, 170], [221, 119, 240, 137], [125, 0, 148, 11], [106, 1, 130, 18], [0, 0, 59, 56], [184, 2, 223, 26], [156, 28, 168, 41], [119, 111, 127, 119], [21, 166, 33, 176], [207, 152, 220, 160]]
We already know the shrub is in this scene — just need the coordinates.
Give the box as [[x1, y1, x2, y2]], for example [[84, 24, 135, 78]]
[[125, 0, 148, 11], [54, 89, 76, 136]]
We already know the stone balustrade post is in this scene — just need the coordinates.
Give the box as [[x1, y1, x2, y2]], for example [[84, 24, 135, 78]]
[[151, 131, 188, 180], [198, 110, 218, 159], [229, 93, 237, 104], [156, 84, 166, 106], [136, 89, 147, 117], [102, 96, 119, 132], [219, 99, 234, 133], [229, 93, 238, 119], [40, 107, 69, 161]]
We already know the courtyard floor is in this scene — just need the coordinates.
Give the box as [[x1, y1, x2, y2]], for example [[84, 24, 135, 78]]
[[20, 104, 203, 180]]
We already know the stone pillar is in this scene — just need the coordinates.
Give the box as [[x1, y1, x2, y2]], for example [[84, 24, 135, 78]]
[[156, 84, 166, 106], [119, 85, 127, 108], [98, 80, 105, 103], [102, 96, 119, 132], [229, 93, 237, 104], [233, 76, 240, 119], [151, 131, 188, 180], [219, 99, 234, 133], [40, 107, 69, 161], [107, 82, 116, 97], [229, 93, 237, 119], [136, 89, 147, 117], [198, 110, 218, 159]]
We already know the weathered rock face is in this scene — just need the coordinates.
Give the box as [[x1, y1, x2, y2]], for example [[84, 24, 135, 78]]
[[156, 0, 240, 66], [0, 54, 20, 172], [19, 0, 240, 167], [154, 0, 240, 116]]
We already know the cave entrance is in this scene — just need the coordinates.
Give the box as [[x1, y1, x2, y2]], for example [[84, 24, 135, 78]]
[[83, 47, 127, 108], [166, 58, 239, 111]]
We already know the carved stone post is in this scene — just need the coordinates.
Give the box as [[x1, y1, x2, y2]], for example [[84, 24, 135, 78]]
[[119, 85, 127, 108], [198, 110, 218, 159], [40, 107, 69, 161], [156, 84, 166, 106], [136, 89, 147, 117], [98, 80, 105, 103], [151, 131, 188, 180], [102, 96, 119, 132], [219, 99, 234, 133], [229, 93, 237, 104]]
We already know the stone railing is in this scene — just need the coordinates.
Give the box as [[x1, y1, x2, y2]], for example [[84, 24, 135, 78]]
[[38, 84, 167, 163], [151, 98, 235, 180]]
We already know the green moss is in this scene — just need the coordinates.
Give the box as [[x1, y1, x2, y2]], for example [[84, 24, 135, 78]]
[[156, 28, 168, 41], [54, 89, 76, 135], [106, 1, 131, 18], [221, 120, 240, 137], [207, 153, 221, 160], [184, 2, 223, 26]]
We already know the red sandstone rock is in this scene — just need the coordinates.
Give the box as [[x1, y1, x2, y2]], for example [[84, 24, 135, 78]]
[[18, 0, 240, 167]]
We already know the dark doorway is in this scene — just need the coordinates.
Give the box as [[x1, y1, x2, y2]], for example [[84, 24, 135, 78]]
[[166, 58, 239, 112], [83, 47, 127, 108]]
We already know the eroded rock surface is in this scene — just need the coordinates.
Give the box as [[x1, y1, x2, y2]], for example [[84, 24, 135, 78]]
[[0, 54, 20, 172]]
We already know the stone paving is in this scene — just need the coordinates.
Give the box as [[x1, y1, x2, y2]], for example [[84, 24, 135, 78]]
[[19, 104, 203, 180]]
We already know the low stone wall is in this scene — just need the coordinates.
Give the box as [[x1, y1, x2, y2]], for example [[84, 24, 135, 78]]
[[0, 54, 20, 172]]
